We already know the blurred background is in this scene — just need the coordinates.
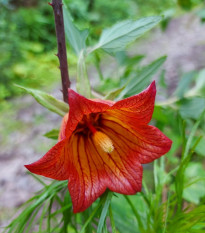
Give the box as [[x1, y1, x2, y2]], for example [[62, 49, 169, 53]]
[[1, 0, 205, 227]]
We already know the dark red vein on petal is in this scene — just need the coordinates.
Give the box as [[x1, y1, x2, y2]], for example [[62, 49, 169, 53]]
[[104, 123, 163, 162], [85, 137, 107, 200], [100, 128, 141, 189], [101, 127, 140, 183], [85, 136, 105, 199], [102, 118, 166, 154], [79, 135, 93, 209], [76, 135, 86, 211], [89, 138, 116, 188], [91, 137, 135, 192]]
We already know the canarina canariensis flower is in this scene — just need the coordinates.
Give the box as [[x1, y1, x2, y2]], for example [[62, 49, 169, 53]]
[[25, 81, 172, 213]]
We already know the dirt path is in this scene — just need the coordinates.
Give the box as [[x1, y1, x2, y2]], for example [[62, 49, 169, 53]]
[[1, 12, 205, 226]]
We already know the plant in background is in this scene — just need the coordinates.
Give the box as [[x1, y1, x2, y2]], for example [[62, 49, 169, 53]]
[[3, 0, 205, 232]]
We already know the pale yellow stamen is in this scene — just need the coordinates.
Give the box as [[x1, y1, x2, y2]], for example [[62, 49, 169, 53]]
[[93, 131, 114, 153]]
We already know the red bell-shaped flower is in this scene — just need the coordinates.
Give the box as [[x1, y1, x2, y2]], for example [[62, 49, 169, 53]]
[[25, 81, 172, 213]]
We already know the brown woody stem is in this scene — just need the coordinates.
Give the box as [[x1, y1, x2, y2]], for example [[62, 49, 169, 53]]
[[50, 0, 70, 103]]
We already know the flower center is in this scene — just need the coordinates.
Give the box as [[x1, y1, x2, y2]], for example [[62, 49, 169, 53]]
[[87, 121, 114, 153]]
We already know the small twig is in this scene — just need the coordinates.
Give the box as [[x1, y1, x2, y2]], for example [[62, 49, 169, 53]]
[[49, 0, 70, 104]]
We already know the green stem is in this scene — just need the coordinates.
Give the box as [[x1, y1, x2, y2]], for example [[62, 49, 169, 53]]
[[94, 52, 104, 80], [109, 204, 117, 233], [183, 111, 205, 160]]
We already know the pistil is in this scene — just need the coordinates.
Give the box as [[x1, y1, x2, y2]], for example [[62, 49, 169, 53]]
[[86, 121, 114, 153]]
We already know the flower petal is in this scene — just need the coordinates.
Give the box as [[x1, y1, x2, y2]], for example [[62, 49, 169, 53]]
[[25, 139, 70, 180], [111, 81, 156, 124], [67, 131, 142, 213], [89, 135, 142, 194], [101, 113, 172, 164], [68, 134, 107, 213], [65, 89, 114, 138]]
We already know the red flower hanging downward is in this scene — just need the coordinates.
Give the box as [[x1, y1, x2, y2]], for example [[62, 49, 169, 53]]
[[25, 81, 172, 213]]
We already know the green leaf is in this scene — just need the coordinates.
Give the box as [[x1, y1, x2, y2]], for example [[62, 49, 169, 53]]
[[159, 69, 167, 89], [77, 52, 91, 98], [44, 129, 59, 140], [195, 137, 205, 157], [109, 205, 117, 233], [183, 110, 205, 160], [174, 71, 197, 98], [167, 205, 205, 232], [104, 85, 126, 100], [15, 84, 69, 116], [124, 196, 145, 232], [187, 69, 205, 98], [90, 16, 162, 53], [115, 51, 144, 67], [153, 106, 169, 123], [79, 199, 105, 233], [97, 191, 113, 233], [184, 162, 205, 204], [63, 7, 89, 56], [5, 181, 67, 233], [179, 97, 205, 120], [111, 194, 145, 233], [175, 112, 204, 211], [177, 0, 192, 11], [117, 56, 166, 99]]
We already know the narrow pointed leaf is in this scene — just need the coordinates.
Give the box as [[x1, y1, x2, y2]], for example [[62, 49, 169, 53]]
[[97, 191, 113, 233], [174, 71, 197, 98], [44, 129, 60, 140], [104, 85, 126, 100], [91, 16, 162, 53], [117, 56, 166, 99], [76, 52, 91, 98], [79, 199, 104, 233], [187, 69, 205, 98], [15, 85, 69, 116], [109, 205, 117, 233], [63, 7, 89, 56]]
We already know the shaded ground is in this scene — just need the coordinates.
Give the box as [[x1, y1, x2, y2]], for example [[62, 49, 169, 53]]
[[1, 12, 205, 227]]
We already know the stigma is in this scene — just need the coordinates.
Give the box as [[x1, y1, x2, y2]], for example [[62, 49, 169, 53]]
[[93, 131, 114, 153]]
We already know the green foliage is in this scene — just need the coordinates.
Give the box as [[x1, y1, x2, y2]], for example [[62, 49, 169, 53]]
[[63, 6, 89, 56], [1, 0, 204, 101], [0, 2, 57, 100], [44, 129, 60, 140], [3, 180, 68, 233], [184, 162, 205, 204], [97, 192, 113, 233], [90, 16, 162, 53], [177, 0, 204, 11], [178, 0, 193, 10], [15, 84, 69, 116], [117, 56, 166, 99]]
